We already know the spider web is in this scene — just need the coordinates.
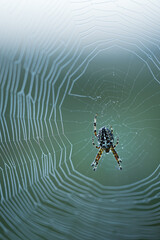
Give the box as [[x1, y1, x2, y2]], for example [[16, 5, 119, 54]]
[[0, 0, 160, 240]]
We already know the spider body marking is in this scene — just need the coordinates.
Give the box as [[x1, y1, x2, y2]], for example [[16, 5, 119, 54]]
[[91, 114, 122, 171], [98, 126, 113, 153]]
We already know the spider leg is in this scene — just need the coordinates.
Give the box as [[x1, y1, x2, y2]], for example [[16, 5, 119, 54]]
[[110, 126, 113, 134], [94, 113, 98, 137], [110, 146, 122, 170], [92, 136, 100, 149], [113, 137, 119, 148], [91, 148, 104, 171]]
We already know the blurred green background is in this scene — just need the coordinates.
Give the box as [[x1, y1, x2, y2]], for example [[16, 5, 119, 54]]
[[0, 1, 160, 239]]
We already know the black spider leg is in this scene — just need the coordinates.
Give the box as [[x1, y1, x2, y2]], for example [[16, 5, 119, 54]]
[[110, 126, 113, 134], [91, 114, 100, 167], [91, 136, 100, 168], [94, 113, 98, 136], [92, 136, 100, 149], [113, 137, 119, 148], [92, 114, 99, 148], [92, 148, 104, 171], [110, 146, 122, 170]]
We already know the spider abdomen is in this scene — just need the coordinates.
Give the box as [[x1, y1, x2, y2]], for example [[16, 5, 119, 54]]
[[98, 127, 114, 151]]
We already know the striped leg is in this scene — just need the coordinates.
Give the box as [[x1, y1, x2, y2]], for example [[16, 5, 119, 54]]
[[110, 146, 122, 170], [92, 136, 100, 149], [94, 113, 98, 137], [113, 137, 119, 148], [91, 148, 104, 171], [110, 126, 113, 134]]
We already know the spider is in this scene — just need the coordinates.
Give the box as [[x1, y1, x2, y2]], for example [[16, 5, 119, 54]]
[[91, 114, 122, 171]]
